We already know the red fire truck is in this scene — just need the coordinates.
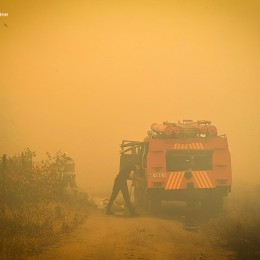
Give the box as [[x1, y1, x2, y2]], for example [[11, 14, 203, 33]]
[[120, 120, 232, 212]]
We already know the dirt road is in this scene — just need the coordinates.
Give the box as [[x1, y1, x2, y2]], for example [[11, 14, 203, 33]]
[[32, 201, 234, 260]]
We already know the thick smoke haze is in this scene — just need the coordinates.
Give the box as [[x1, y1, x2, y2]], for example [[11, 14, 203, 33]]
[[1, 0, 260, 192]]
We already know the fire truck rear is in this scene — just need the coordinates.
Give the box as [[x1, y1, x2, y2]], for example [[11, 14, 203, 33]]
[[120, 120, 232, 212]]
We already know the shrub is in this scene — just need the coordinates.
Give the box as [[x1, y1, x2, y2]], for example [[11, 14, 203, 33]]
[[0, 149, 89, 259], [213, 185, 260, 259]]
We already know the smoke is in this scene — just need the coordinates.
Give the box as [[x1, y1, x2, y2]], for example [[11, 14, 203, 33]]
[[1, 0, 260, 191]]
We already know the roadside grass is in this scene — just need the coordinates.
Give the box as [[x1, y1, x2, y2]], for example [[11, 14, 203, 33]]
[[0, 149, 90, 259], [208, 184, 260, 260], [0, 201, 88, 259]]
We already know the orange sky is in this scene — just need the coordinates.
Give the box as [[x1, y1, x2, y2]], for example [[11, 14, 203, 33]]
[[1, 0, 260, 192]]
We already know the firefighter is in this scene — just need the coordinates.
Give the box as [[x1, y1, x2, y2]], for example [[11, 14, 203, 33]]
[[61, 153, 78, 190], [106, 162, 139, 216]]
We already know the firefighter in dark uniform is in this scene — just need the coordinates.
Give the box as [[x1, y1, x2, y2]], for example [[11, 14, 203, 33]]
[[106, 163, 139, 216], [62, 154, 78, 190]]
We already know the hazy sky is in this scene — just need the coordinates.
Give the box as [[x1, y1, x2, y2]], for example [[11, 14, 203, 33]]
[[1, 0, 260, 191]]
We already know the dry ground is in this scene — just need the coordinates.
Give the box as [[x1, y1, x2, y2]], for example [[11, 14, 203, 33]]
[[31, 201, 235, 260]]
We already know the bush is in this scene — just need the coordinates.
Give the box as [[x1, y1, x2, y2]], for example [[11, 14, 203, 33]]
[[213, 185, 260, 259], [0, 149, 66, 206], [0, 149, 89, 259]]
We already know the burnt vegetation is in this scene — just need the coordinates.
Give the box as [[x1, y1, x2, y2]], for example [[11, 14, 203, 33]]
[[0, 149, 89, 259], [206, 184, 260, 260]]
